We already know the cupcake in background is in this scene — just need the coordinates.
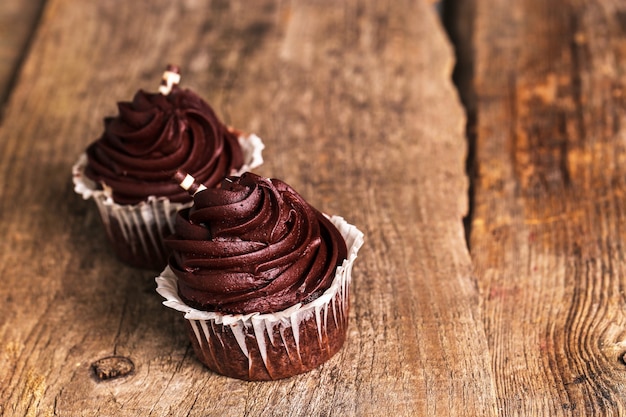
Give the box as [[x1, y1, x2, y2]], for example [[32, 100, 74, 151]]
[[73, 65, 264, 270], [156, 171, 363, 381]]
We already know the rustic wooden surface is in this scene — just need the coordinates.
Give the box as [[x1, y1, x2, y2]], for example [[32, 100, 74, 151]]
[[466, 0, 626, 415], [0, 0, 497, 416], [0, 0, 44, 113], [5, 0, 625, 415]]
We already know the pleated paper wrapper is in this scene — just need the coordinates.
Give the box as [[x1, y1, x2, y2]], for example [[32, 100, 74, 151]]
[[156, 216, 364, 380], [72, 133, 264, 270]]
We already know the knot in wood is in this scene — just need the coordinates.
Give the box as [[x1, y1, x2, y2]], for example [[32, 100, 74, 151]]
[[91, 356, 135, 381]]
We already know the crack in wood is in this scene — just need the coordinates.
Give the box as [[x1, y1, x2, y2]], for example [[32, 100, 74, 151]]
[[441, 0, 478, 250]]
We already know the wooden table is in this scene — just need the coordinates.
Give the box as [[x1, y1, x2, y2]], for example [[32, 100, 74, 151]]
[[2, 0, 626, 415]]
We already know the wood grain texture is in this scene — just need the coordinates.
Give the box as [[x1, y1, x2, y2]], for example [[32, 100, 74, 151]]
[[0, 0, 44, 114], [468, 0, 626, 415], [0, 0, 496, 416]]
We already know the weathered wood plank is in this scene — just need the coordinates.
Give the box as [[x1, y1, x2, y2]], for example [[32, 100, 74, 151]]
[[0, 0, 496, 415], [468, 0, 626, 415], [0, 0, 45, 116]]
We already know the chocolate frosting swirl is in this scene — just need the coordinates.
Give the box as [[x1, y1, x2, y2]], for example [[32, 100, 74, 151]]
[[85, 85, 244, 205], [166, 173, 348, 315]]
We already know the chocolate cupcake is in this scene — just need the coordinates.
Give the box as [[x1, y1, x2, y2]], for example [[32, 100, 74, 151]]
[[156, 172, 363, 380], [72, 66, 264, 270]]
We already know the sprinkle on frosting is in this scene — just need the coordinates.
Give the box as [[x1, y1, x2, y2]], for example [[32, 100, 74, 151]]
[[174, 169, 207, 195], [159, 64, 181, 95]]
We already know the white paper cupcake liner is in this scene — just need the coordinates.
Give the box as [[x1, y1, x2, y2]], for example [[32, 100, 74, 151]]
[[155, 215, 364, 379], [72, 133, 265, 268]]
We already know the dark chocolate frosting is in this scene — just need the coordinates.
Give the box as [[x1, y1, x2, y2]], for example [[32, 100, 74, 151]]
[[166, 173, 348, 315], [85, 84, 244, 205]]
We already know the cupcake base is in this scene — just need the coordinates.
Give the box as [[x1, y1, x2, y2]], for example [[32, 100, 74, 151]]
[[156, 216, 364, 380], [97, 196, 186, 270], [184, 299, 348, 380]]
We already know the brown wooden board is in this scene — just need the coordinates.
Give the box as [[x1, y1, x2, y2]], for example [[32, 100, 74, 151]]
[[0, 0, 45, 115], [0, 0, 496, 415], [468, 0, 626, 415]]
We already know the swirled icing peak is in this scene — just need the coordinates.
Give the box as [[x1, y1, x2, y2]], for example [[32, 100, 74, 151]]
[[166, 172, 348, 315], [84, 66, 244, 205]]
